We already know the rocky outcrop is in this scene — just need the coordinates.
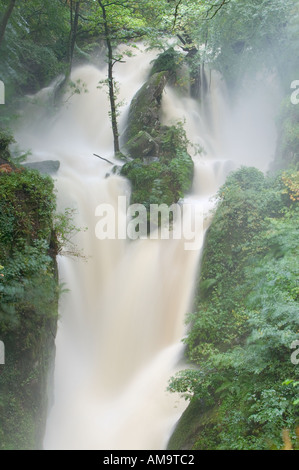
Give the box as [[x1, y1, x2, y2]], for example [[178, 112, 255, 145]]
[[167, 400, 218, 450], [124, 71, 168, 146], [120, 59, 194, 228], [23, 160, 60, 175], [126, 131, 159, 159]]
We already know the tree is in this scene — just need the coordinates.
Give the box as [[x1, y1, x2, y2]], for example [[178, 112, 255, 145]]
[[0, 0, 70, 98], [97, 0, 121, 155], [0, 0, 17, 48], [53, 0, 82, 102], [161, 1, 231, 97], [92, 0, 168, 156], [192, 0, 295, 84], [68, 0, 81, 77], [161, 0, 295, 91]]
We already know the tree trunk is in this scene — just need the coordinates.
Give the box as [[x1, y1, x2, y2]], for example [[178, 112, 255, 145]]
[[107, 50, 120, 155], [98, 0, 120, 156], [0, 0, 17, 49], [68, 0, 81, 76], [54, 0, 81, 105]]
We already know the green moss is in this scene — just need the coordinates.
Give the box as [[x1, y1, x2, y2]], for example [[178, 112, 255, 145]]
[[125, 71, 168, 143], [151, 48, 183, 76], [121, 124, 194, 220], [123, 68, 194, 219], [150, 48, 190, 94], [167, 399, 220, 450]]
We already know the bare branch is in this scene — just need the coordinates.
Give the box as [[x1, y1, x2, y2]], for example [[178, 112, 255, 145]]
[[172, 0, 184, 31], [205, 0, 230, 20], [93, 154, 114, 165]]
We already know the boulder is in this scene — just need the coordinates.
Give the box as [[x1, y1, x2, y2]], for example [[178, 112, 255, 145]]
[[23, 160, 60, 175], [125, 71, 169, 143], [126, 131, 159, 158]]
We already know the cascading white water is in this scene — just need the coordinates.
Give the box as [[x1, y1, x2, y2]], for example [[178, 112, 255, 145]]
[[14, 46, 280, 450]]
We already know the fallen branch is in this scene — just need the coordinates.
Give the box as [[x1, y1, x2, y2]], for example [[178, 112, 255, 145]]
[[93, 153, 114, 165]]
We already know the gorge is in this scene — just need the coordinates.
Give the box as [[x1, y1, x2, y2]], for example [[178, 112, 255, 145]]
[[0, 0, 298, 451], [14, 47, 279, 450]]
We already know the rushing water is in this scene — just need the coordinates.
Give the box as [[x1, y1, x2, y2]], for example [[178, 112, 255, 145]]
[[15, 47, 280, 450]]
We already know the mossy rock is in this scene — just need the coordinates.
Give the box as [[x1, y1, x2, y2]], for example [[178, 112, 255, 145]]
[[125, 71, 169, 143], [23, 160, 60, 175], [167, 399, 221, 450], [150, 48, 190, 94], [126, 131, 159, 159], [122, 69, 194, 229]]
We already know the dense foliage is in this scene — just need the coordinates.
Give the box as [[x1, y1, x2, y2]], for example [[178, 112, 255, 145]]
[[0, 169, 57, 325], [168, 167, 299, 450], [0, 134, 59, 449], [0, 0, 68, 98]]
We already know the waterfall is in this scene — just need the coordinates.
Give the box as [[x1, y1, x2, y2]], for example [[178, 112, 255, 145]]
[[14, 47, 280, 450]]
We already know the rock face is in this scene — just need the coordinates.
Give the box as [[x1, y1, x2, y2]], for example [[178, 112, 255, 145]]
[[121, 56, 194, 229], [23, 160, 60, 175], [125, 71, 169, 146], [167, 400, 214, 450]]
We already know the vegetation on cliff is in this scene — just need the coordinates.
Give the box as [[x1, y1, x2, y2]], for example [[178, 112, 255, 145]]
[[165, 0, 299, 451], [168, 168, 299, 450], [0, 131, 59, 449]]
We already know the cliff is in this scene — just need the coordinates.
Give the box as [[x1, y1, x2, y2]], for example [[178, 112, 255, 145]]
[[0, 130, 59, 450]]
